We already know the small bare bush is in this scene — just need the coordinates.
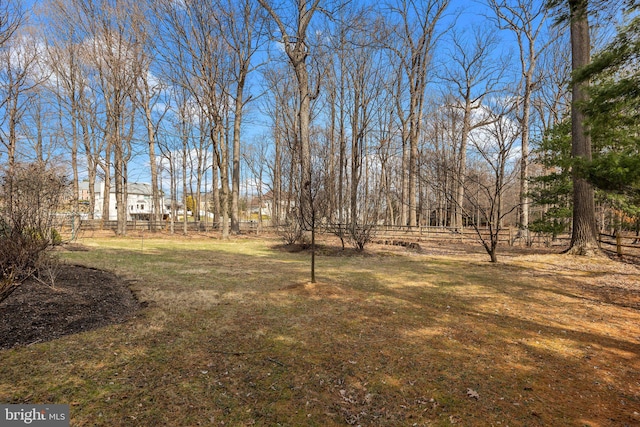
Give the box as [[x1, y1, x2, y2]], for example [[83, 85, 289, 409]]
[[0, 163, 68, 302], [348, 223, 377, 251], [277, 219, 305, 246], [33, 254, 62, 288]]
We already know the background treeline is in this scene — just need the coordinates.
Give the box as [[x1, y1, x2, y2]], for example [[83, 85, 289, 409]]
[[0, 0, 636, 247]]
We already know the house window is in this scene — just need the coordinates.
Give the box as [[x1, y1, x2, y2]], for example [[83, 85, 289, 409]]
[[140, 204, 145, 210]]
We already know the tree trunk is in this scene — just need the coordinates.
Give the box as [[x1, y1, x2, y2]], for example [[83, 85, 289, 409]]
[[567, 0, 598, 255], [70, 103, 80, 217], [212, 159, 220, 228], [328, 88, 337, 223], [114, 122, 127, 236], [182, 142, 188, 236], [520, 90, 531, 243], [143, 95, 160, 231], [401, 136, 410, 226], [350, 91, 361, 228], [6, 94, 18, 213], [408, 121, 419, 228], [455, 99, 472, 231], [169, 157, 176, 234], [274, 113, 282, 225], [338, 108, 346, 226], [102, 143, 111, 224], [231, 77, 245, 235], [213, 123, 230, 239]]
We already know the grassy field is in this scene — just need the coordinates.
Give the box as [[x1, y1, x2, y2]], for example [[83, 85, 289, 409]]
[[1, 234, 639, 426]]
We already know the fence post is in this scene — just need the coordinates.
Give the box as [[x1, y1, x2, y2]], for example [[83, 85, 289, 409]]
[[616, 230, 623, 257]]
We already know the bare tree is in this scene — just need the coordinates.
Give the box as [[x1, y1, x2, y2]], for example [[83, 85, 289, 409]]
[[243, 137, 270, 233], [187, 118, 213, 226], [258, 0, 320, 216], [322, 10, 347, 227], [488, 0, 554, 244], [0, 26, 45, 211], [332, 10, 388, 234], [69, 0, 141, 235], [386, 0, 450, 227], [373, 87, 400, 225], [213, 0, 267, 235], [532, 28, 571, 134], [130, 2, 167, 230], [440, 26, 505, 231], [0, 0, 22, 50], [44, 42, 81, 214], [258, 0, 326, 282], [45, 0, 98, 221], [424, 98, 463, 227], [260, 62, 302, 226], [157, 0, 233, 238], [460, 100, 520, 262]]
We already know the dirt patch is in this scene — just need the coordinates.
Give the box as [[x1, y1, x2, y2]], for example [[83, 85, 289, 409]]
[[280, 281, 349, 298], [0, 265, 139, 349]]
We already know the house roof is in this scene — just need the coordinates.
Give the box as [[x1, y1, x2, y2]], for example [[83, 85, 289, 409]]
[[124, 183, 153, 196], [81, 181, 155, 196], [262, 190, 294, 200]]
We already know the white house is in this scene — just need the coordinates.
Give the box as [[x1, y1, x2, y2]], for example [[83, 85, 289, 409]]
[[261, 191, 296, 223], [81, 181, 165, 221]]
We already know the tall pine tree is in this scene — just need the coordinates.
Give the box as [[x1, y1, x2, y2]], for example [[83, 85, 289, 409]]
[[537, 0, 640, 246], [577, 1, 640, 210], [530, 121, 574, 240], [565, 0, 599, 254]]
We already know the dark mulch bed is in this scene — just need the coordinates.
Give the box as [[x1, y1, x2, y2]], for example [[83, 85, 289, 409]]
[[0, 265, 139, 350]]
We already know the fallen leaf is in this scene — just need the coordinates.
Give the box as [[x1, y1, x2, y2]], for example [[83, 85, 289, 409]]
[[467, 388, 479, 400]]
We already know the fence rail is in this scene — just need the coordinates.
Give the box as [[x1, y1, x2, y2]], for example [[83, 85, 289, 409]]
[[72, 219, 640, 255], [74, 219, 557, 246], [79, 219, 221, 232], [322, 223, 571, 245], [599, 232, 640, 258]]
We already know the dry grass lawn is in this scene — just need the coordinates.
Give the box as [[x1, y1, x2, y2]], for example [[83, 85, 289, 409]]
[[1, 234, 639, 426]]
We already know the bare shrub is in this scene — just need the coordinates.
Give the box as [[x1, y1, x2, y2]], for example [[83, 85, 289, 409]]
[[33, 254, 63, 288], [348, 224, 377, 251], [277, 219, 305, 246], [0, 163, 69, 302]]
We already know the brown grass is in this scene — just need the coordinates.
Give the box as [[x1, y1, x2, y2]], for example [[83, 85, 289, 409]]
[[1, 234, 639, 426]]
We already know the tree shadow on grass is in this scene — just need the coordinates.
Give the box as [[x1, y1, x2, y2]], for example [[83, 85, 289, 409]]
[[3, 240, 639, 426]]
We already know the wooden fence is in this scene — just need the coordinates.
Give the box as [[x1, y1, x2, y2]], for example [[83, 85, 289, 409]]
[[292, 224, 573, 250], [74, 219, 557, 246], [79, 219, 220, 232], [73, 219, 640, 255], [599, 232, 640, 258]]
